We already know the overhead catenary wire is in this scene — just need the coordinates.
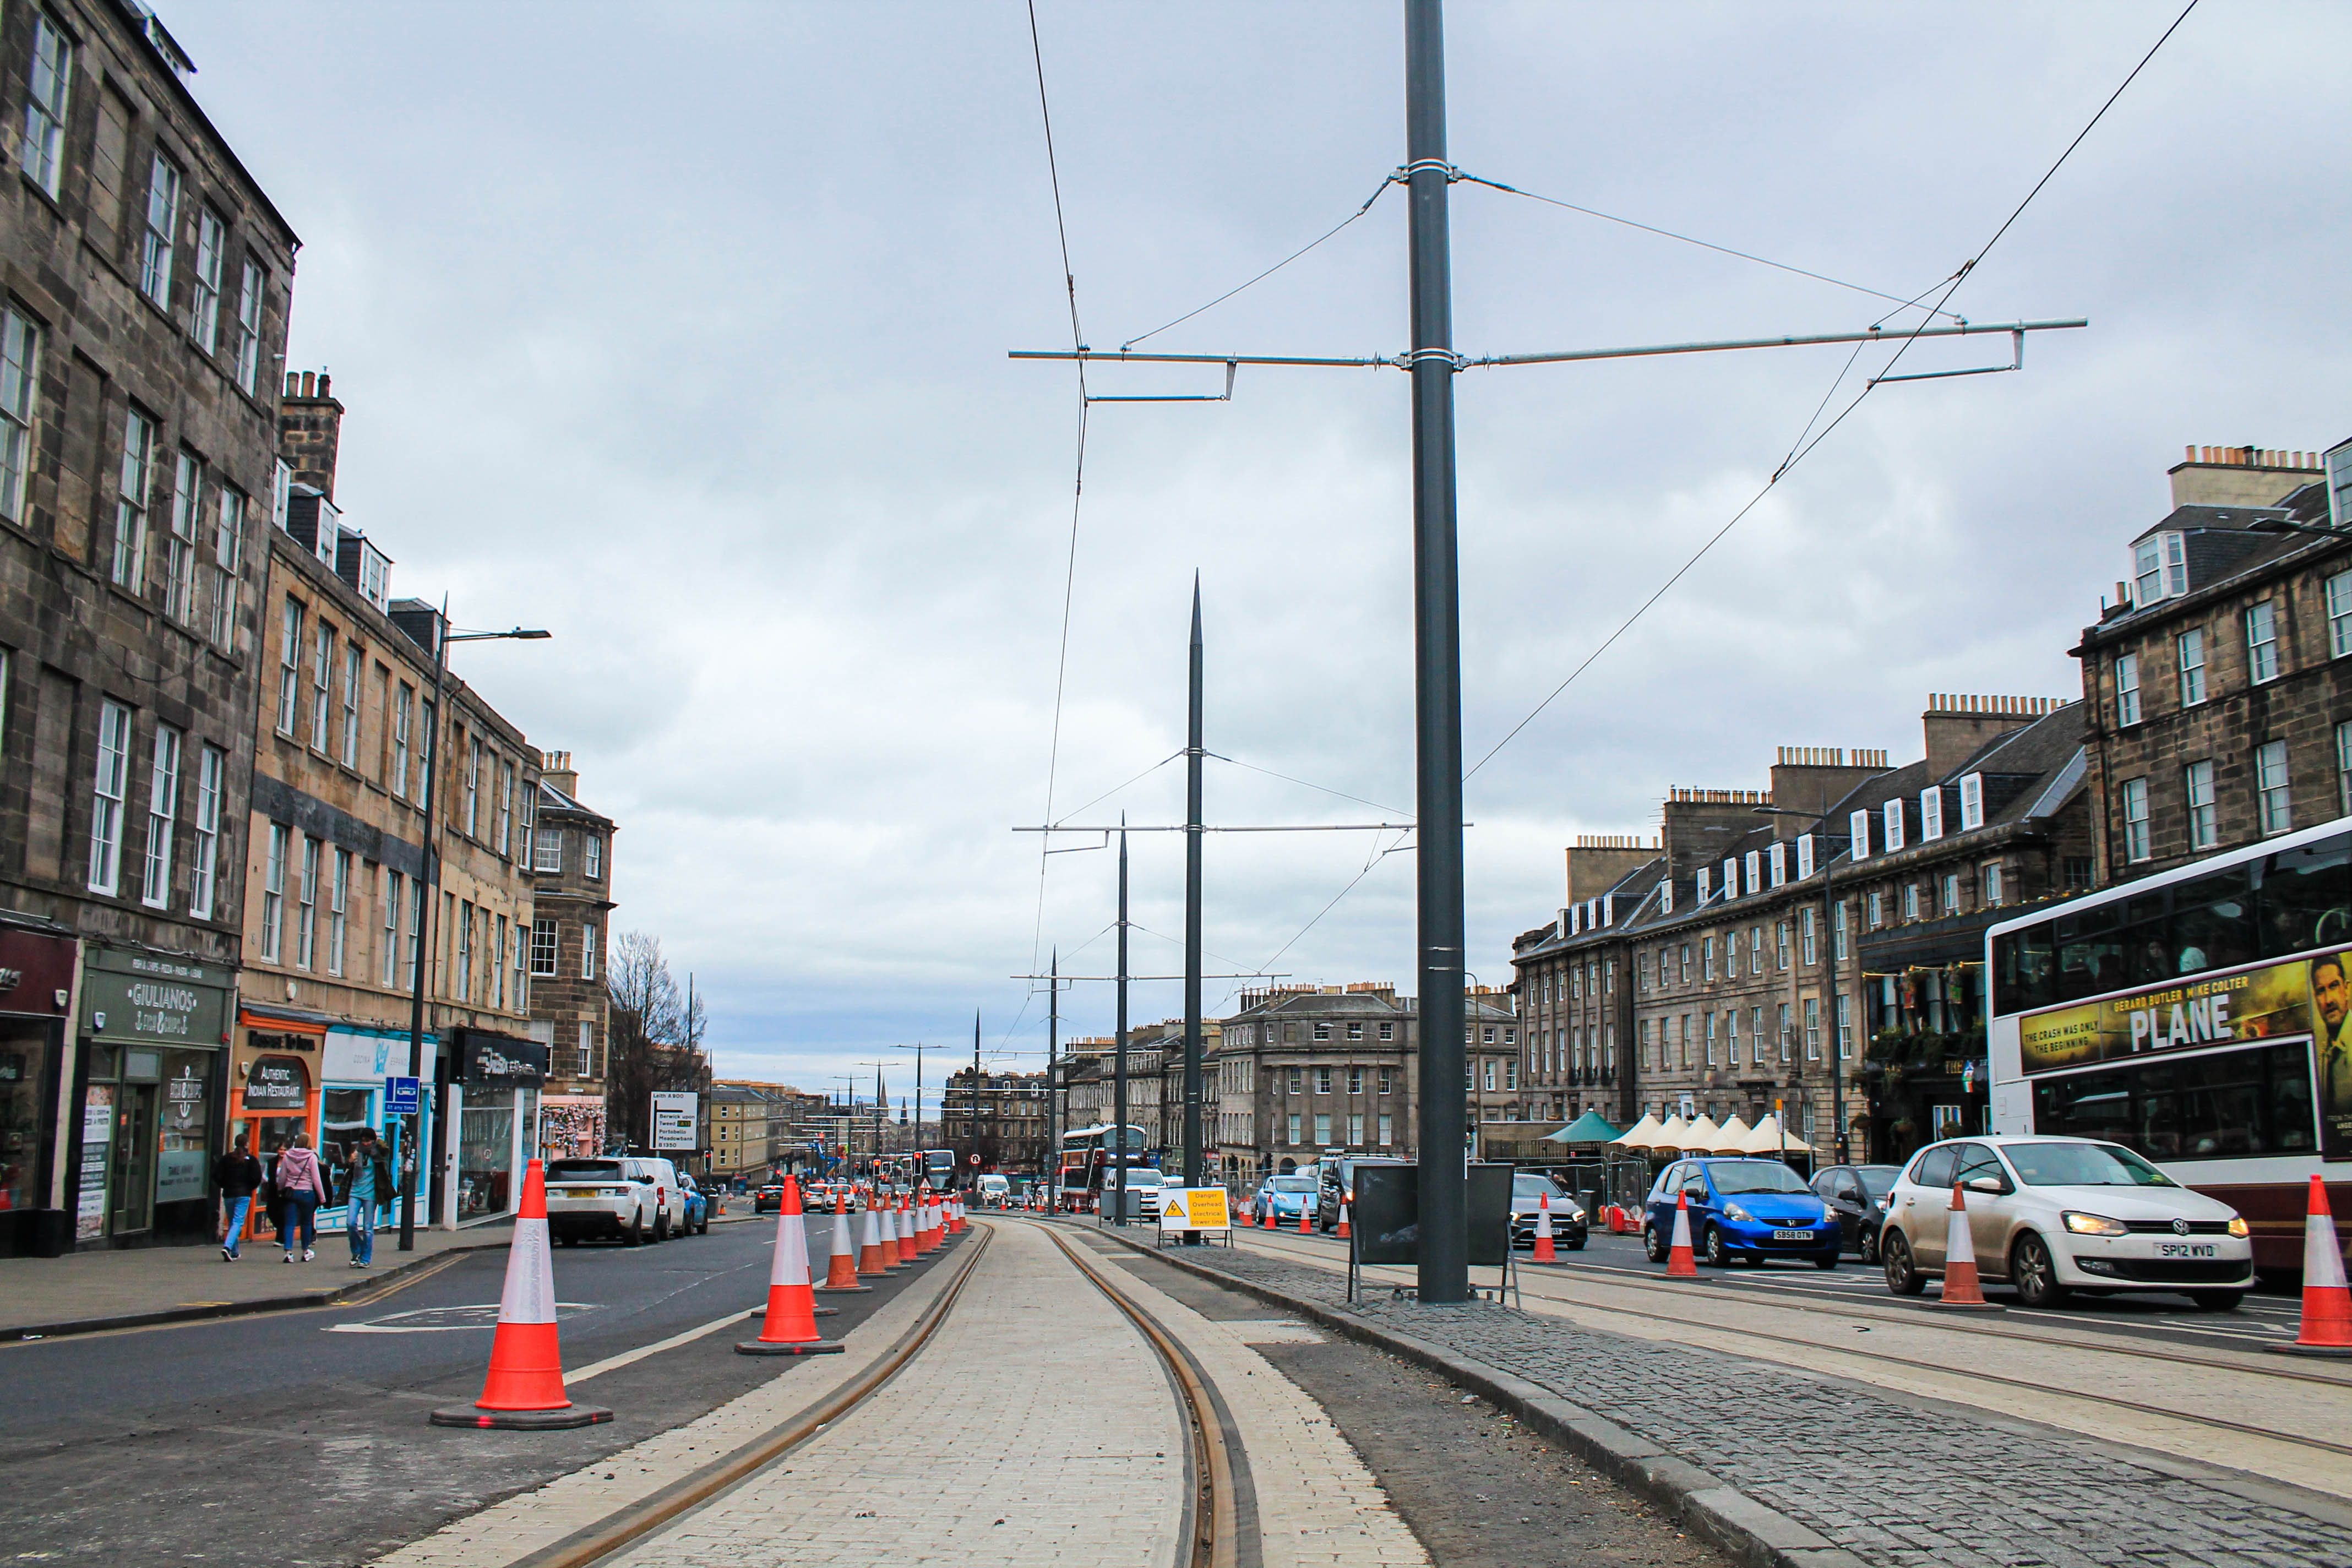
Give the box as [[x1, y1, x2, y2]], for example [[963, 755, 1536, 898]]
[[1453, 171, 1964, 324], [1462, 0, 2196, 785], [1119, 178, 1395, 352], [1025, 0, 1090, 988]]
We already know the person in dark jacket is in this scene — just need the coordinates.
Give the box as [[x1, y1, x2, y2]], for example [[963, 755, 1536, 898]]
[[344, 1129, 393, 1268], [214, 1136, 264, 1261]]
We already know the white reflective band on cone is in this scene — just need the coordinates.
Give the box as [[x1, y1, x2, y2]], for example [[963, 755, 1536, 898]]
[[769, 1208, 812, 1288], [499, 1217, 558, 1325], [2310, 1208, 2349, 1290], [1947, 1189, 1977, 1265]]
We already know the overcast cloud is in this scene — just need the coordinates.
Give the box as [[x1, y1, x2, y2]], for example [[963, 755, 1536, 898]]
[[165, 2, 2352, 1118]]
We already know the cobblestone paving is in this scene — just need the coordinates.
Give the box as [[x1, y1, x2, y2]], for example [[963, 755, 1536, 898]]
[[1169, 1243, 2352, 1568]]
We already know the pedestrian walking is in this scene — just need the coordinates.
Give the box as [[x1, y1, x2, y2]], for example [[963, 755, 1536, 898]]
[[274, 1133, 328, 1263], [214, 1135, 263, 1261], [344, 1128, 392, 1268]]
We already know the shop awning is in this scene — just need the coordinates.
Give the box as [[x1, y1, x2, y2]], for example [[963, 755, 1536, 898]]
[[1740, 1114, 1819, 1158], [1707, 1114, 1754, 1154], [238, 1003, 333, 1036]]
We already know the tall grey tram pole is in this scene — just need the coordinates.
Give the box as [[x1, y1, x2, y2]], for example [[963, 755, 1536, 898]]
[[1406, 0, 1468, 1306], [1113, 826, 1131, 1225], [1182, 576, 1206, 1235]]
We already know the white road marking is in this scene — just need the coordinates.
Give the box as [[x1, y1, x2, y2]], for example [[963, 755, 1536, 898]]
[[564, 1308, 759, 1385]]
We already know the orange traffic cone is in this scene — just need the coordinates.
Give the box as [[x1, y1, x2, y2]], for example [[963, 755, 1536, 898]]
[[1336, 1197, 1352, 1241], [1937, 1180, 2001, 1309], [895, 1196, 918, 1264], [431, 1159, 612, 1429], [1258, 1196, 1273, 1229], [919, 1188, 940, 1253], [856, 1194, 892, 1275], [819, 1190, 869, 1293], [1533, 1190, 1558, 1264], [2273, 1175, 2352, 1357], [1665, 1190, 1698, 1277], [738, 1176, 843, 1356], [1298, 1194, 1313, 1235]]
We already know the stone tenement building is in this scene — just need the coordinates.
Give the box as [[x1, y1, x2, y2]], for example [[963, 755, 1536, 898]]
[[1513, 697, 2092, 1167], [239, 374, 543, 1232], [529, 750, 614, 1158], [1, 2, 298, 1253], [2075, 443, 2349, 881], [942, 1066, 1049, 1177], [1206, 983, 1518, 1189]]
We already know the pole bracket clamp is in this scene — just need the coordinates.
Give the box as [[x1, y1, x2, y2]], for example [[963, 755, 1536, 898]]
[[1397, 347, 1465, 371], [1394, 160, 1463, 183]]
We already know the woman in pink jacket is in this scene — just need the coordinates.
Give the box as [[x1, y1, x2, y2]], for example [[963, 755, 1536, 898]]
[[273, 1133, 329, 1263]]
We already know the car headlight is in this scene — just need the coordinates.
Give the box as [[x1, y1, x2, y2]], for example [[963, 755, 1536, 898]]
[[2226, 1216, 2250, 1238], [1723, 1202, 1754, 1223], [2064, 1211, 2128, 1237]]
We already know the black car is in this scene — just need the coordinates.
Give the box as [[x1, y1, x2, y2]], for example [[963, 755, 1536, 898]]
[[1810, 1163, 1901, 1260], [753, 1183, 785, 1214], [1316, 1156, 1406, 1231]]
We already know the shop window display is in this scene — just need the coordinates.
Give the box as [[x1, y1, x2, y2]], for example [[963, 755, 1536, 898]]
[[0, 1021, 53, 1216], [458, 1102, 515, 1218]]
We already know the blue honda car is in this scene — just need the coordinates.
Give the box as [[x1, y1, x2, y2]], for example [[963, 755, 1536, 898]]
[[1642, 1157, 1839, 1268]]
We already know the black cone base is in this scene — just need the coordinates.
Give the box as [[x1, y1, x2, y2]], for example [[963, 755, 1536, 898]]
[[429, 1402, 613, 1430], [2268, 1341, 2352, 1357], [815, 1284, 873, 1293], [736, 1338, 845, 1356]]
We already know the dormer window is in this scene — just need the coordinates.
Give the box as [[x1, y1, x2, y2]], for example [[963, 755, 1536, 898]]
[[1882, 798, 1906, 853], [2133, 531, 2187, 606], [1920, 787, 1944, 841], [2328, 439, 2352, 530]]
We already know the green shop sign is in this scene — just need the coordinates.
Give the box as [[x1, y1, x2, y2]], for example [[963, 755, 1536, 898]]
[[81, 947, 232, 1048]]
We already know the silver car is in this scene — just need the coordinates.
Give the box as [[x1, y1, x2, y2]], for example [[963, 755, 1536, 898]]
[[1876, 1136, 2252, 1310]]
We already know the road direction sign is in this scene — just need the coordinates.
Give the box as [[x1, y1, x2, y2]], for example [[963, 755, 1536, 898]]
[[652, 1091, 699, 1151]]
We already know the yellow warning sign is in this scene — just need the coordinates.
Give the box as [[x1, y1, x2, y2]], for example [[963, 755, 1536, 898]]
[[1157, 1186, 1231, 1232]]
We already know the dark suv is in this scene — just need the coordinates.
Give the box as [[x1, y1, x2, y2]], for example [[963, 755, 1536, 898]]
[[1316, 1156, 1406, 1231]]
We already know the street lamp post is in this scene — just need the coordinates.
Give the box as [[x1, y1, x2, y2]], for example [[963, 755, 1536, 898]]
[[397, 610, 548, 1254], [1754, 806, 1854, 1166]]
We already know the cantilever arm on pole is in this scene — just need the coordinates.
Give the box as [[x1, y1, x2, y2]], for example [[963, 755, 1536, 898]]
[[1868, 328, 2026, 386], [1084, 359, 1239, 405]]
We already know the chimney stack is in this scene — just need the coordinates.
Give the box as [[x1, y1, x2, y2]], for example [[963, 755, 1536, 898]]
[[277, 369, 346, 502], [540, 749, 579, 797]]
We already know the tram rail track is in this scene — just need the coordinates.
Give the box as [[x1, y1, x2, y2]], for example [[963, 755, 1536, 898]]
[[1037, 1221, 1244, 1568], [1221, 1227, 2352, 1466], [511, 1221, 993, 1568]]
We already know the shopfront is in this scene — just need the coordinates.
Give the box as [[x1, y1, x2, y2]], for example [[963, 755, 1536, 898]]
[[317, 1026, 437, 1234], [74, 946, 235, 1249], [0, 922, 77, 1257], [228, 1005, 330, 1246], [540, 1094, 607, 1160], [445, 1030, 546, 1226]]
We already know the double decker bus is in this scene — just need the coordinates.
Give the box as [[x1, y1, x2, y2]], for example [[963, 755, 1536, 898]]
[[919, 1148, 958, 1190], [1987, 816, 2352, 1276], [1057, 1123, 1153, 1211]]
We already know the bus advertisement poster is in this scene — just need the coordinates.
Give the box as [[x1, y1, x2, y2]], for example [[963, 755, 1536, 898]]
[[2018, 949, 2352, 1158]]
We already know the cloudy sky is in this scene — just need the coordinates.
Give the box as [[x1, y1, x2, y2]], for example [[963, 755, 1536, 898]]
[[171, 2, 2350, 1119]]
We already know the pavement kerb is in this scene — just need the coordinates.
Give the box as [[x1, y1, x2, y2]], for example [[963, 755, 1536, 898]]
[[1, 1233, 512, 1343], [1080, 1221, 1871, 1568]]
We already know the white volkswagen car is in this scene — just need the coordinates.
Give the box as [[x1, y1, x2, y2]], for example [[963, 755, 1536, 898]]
[[1876, 1135, 2253, 1310]]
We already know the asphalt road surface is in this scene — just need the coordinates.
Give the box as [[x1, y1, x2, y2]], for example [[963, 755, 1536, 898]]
[[1, 1212, 906, 1568]]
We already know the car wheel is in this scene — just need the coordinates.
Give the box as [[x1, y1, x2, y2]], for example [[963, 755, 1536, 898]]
[[1703, 1223, 1728, 1268], [1643, 1223, 1667, 1264], [1860, 1228, 1880, 1265], [1813, 1253, 1839, 1271], [2190, 1289, 2244, 1312], [1882, 1229, 1925, 1295], [1566, 1237, 1587, 1251], [625, 1213, 644, 1247], [2010, 1232, 2068, 1308]]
